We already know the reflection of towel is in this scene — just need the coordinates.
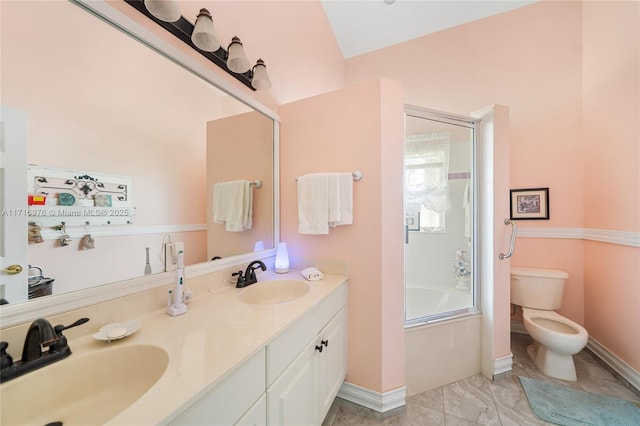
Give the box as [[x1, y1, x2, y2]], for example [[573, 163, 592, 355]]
[[298, 172, 354, 234], [298, 174, 330, 234], [301, 267, 324, 281], [213, 180, 252, 231], [463, 181, 471, 245]]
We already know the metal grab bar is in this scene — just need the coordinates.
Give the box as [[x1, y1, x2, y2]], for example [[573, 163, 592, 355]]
[[499, 218, 517, 260]]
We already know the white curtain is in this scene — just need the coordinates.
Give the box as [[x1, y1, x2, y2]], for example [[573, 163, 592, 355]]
[[405, 133, 450, 230]]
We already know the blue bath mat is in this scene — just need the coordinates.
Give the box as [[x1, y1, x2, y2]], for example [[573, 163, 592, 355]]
[[519, 376, 640, 426]]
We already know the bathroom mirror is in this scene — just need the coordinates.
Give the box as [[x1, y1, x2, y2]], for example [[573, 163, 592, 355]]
[[0, 0, 277, 308]]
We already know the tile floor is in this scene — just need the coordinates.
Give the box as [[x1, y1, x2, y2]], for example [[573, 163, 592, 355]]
[[323, 332, 640, 425]]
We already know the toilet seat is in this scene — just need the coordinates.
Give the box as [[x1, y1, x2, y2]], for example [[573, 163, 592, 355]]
[[522, 308, 588, 343]]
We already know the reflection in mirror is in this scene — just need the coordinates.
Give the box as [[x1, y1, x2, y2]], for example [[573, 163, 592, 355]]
[[0, 0, 275, 306]]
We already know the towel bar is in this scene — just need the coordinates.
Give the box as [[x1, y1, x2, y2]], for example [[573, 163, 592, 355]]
[[295, 171, 362, 181], [250, 180, 262, 188]]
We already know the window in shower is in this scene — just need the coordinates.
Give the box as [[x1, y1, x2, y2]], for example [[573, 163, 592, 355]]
[[404, 106, 478, 326]]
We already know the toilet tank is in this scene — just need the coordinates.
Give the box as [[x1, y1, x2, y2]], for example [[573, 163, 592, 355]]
[[510, 267, 569, 310]]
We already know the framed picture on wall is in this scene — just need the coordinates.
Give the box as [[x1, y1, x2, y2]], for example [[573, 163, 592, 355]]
[[510, 187, 549, 220]]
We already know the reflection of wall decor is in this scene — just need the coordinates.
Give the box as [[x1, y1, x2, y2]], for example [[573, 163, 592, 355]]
[[406, 211, 420, 231], [27, 166, 135, 226], [32, 170, 129, 204], [510, 187, 549, 220]]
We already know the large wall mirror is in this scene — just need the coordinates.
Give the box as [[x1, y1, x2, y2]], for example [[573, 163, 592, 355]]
[[0, 0, 278, 313]]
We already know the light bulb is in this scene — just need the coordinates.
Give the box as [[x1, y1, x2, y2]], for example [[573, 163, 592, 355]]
[[227, 36, 250, 73], [251, 58, 272, 90], [144, 0, 181, 22], [191, 8, 220, 52]]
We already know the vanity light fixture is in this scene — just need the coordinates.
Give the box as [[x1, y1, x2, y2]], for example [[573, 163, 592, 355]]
[[125, 0, 271, 91], [143, 0, 181, 22]]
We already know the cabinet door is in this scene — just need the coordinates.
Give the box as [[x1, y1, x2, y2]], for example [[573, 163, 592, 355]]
[[170, 349, 265, 426], [236, 394, 266, 426], [267, 340, 318, 426], [318, 308, 347, 422]]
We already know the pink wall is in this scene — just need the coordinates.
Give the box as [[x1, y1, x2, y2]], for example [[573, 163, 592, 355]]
[[582, 1, 640, 371], [344, 1, 639, 371], [206, 112, 275, 258], [279, 79, 406, 393]]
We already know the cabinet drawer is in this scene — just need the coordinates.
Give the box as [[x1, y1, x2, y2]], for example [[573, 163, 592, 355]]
[[170, 348, 266, 426], [266, 283, 347, 386]]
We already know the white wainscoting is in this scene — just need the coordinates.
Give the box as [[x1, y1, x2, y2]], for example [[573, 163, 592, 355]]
[[516, 227, 640, 247]]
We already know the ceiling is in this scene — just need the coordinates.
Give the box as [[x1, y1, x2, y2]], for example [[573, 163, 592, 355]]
[[321, 0, 537, 58]]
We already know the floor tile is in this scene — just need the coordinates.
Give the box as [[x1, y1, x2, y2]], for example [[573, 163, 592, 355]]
[[324, 332, 638, 426]]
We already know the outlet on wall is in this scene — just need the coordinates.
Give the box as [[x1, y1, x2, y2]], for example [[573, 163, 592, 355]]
[[164, 243, 176, 272], [164, 242, 184, 272]]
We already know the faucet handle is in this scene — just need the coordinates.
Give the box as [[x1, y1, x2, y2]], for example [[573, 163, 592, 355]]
[[50, 317, 89, 353], [232, 270, 245, 287], [53, 317, 90, 335], [1, 342, 13, 369]]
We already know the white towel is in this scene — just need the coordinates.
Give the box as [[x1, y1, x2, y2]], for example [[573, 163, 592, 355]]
[[298, 173, 330, 234], [298, 172, 354, 234], [329, 172, 353, 227], [463, 181, 471, 245], [213, 180, 252, 232], [301, 267, 324, 281]]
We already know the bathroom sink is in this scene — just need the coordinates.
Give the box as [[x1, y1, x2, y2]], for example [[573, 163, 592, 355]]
[[238, 280, 310, 305], [0, 344, 169, 425]]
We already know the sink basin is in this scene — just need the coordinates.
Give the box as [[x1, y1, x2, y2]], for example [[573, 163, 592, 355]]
[[238, 280, 310, 305], [0, 344, 169, 425]]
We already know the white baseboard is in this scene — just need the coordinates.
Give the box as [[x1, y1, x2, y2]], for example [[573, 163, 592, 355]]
[[587, 337, 640, 391], [494, 353, 513, 377], [337, 382, 406, 413], [511, 320, 639, 392]]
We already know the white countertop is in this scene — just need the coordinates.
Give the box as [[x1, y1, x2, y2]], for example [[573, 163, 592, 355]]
[[64, 270, 348, 425]]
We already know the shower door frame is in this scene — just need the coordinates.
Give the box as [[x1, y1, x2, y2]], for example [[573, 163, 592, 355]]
[[404, 105, 481, 327]]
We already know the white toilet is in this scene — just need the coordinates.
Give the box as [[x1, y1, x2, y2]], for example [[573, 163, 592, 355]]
[[510, 267, 588, 381]]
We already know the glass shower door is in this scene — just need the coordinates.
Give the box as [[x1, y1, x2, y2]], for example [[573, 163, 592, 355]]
[[404, 107, 477, 325]]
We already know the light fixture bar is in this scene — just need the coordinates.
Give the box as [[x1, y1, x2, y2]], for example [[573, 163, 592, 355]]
[[124, 0, 256, 91]]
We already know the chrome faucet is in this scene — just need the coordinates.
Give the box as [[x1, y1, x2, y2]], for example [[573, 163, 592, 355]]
[[232, 260, 267, 288], [0, 317, 89, 383]]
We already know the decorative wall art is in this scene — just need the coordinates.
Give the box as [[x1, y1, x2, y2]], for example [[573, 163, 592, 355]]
[[510, 187, 549, 220]]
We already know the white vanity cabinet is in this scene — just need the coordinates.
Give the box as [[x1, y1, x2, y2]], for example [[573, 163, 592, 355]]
[[169, 348, 266, 426], [169, 282, 347, 426], [267, 284, 347, 425]]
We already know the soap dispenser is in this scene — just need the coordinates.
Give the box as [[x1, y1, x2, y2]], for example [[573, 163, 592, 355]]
[[275, 242, 289, 274]]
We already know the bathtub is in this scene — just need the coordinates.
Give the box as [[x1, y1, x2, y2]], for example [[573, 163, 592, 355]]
[[405, 286, 472, 321]]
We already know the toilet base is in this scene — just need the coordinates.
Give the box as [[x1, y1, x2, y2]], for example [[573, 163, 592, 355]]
[[527, 343, 578, 381]]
